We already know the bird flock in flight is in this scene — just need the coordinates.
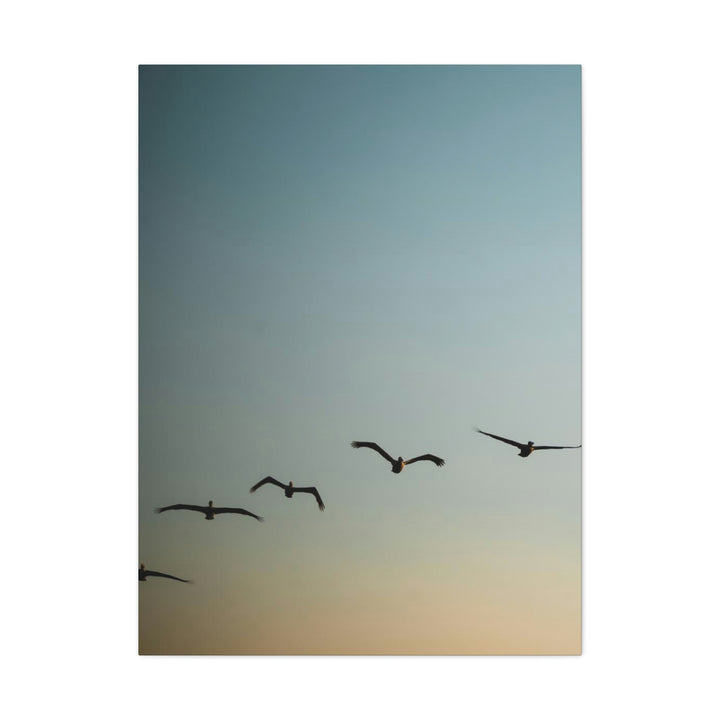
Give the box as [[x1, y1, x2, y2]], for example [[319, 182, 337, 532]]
[[140, 428, 580, 583]]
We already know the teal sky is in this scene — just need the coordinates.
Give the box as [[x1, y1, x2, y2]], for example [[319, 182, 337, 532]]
[[139, 65, 581, 654]]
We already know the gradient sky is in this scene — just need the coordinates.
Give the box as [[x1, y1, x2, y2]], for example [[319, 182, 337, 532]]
[[139, 65, 581, 655]]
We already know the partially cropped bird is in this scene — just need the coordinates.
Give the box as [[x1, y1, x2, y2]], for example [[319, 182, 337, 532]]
[[154, 500, 264, 521], [250, 476, 325, 511], [139, 563, 191, 583], [473, 427, 581, 457], [350, 441, 445, 473]]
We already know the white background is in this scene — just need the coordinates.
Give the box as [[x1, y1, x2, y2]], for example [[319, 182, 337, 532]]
[[2, 1, 718, 718]]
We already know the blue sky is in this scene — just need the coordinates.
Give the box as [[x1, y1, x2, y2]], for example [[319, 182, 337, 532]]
[[139, 65, 580, 654]]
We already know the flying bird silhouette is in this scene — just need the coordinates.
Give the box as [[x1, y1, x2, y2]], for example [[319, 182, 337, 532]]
[[350, 441, 445, 473], [473, 428, 581, 457], [250, 476, 325, 511], [139, 563, 192, 583], [154, 500, 264, 522]]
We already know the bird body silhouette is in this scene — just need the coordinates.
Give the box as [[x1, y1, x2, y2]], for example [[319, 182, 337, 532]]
[[250, 476, 325, 511], [474, 428, 581, 457], [154, 500, 264, 522], [350, 441, 445, 473], [139, 563, 191, 583]]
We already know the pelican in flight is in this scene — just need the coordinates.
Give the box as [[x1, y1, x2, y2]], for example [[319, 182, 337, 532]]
[[154, 500, 264, 522], [474, 427, 581, 457], [350, 441, 445, 474], [139, 563, 191, 583], [250, 476, 325, 511]]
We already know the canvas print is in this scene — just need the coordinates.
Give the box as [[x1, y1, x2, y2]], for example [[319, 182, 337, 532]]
[[139, 65, 581, 655]]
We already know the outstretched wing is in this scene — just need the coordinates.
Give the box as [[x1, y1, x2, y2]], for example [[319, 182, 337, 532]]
[[404, 454, 445, 467], [533, 444, 582, 450], [144, 570, 192, 583], [155, 504, 204, 514], [213, 507, 264, 522], [295, 486, 325, 511], [250, 476, 286, 493], [351, 441, 395, 464], [473, 428, 523, 449]]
